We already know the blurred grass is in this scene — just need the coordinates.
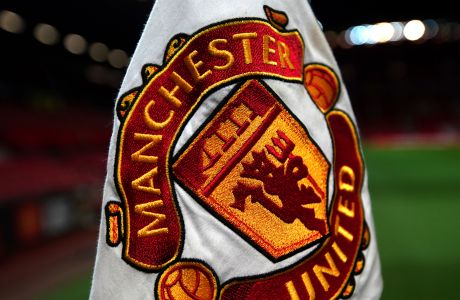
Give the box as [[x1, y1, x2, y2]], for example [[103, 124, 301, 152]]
[[38, 146, 460, 299], [37, 273, 91, 300], [364, 146, 460, 300]]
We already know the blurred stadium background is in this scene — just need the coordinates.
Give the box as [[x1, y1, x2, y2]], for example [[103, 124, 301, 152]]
[[0, 0, 459, 299]]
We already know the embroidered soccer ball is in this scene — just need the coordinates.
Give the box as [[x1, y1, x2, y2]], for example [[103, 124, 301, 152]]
[[304, 64, 340, 113], [157, 261, 217, 300]]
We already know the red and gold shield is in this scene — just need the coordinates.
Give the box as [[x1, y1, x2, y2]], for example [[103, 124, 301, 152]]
[[173, 80, 330, 260]]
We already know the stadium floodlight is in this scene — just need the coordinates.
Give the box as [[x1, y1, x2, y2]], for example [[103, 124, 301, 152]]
[[370, 22, 395, 44], [403, 20, 426, 41], [389, 22, 405, 41], [348, 25, 370, 45]]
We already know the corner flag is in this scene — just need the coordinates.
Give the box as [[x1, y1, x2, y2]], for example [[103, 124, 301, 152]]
[[90, 1, 383, 299]]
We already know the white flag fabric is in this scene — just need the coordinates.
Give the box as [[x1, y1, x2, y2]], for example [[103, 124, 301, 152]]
[[90, 0, 383, 299]]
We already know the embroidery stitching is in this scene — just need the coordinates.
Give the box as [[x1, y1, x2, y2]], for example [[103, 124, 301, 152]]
[[111, 15, 305, 271], [219, 110, 368, 300], [104, 6, 372, 300], [173, 79, 330, 261], [156, 260, 219, 300]]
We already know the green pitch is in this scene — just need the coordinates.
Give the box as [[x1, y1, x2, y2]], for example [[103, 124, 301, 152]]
[[39, 146, 460, 299], [364, 146, 460, 300]]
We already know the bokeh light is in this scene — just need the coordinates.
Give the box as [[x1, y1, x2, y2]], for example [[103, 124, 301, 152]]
[[89, 42, 109, 62], [0, 10, 25, 34], [403, 20, 426, 41], [108, 49, 129, 69], [63, 34, 87, 55], [370, 22, 395, 43], [34, 23, 60, 45]]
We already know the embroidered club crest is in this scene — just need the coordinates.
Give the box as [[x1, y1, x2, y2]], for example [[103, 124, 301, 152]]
[[103, 5, 372, 299]]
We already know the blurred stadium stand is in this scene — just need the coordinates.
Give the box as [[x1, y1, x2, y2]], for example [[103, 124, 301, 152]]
[[335, 42, 460, 144], [0, 0, 459, 299]]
